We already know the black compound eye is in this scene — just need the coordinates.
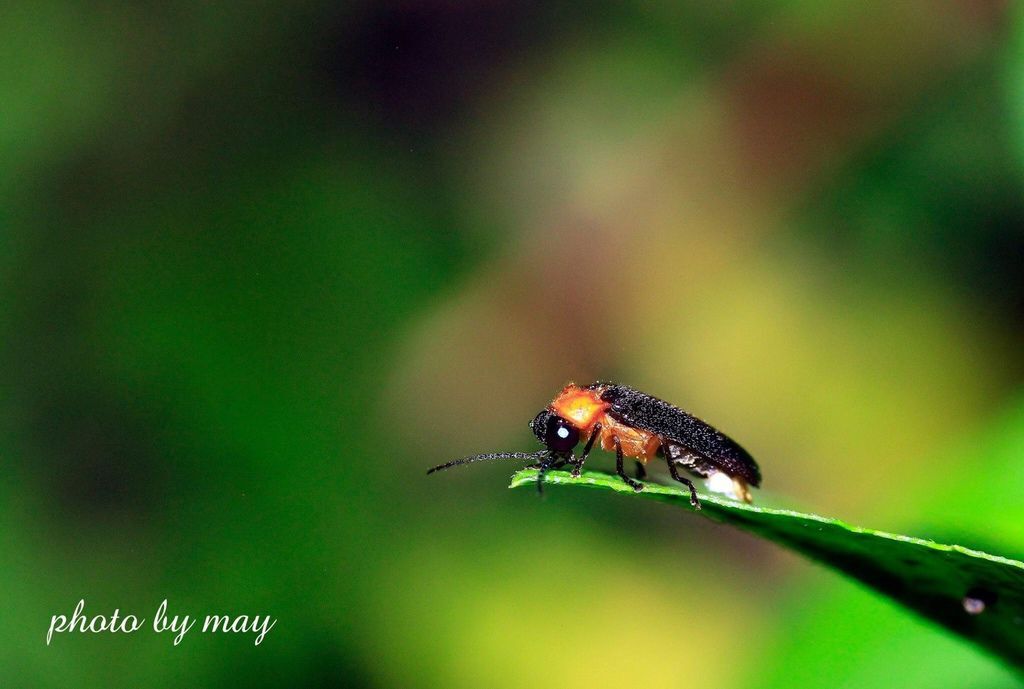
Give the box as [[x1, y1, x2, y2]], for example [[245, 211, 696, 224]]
[[544, 416, 579, 453]]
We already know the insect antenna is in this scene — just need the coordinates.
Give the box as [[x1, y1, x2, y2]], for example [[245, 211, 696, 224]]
[[426, 451, 550, 474]]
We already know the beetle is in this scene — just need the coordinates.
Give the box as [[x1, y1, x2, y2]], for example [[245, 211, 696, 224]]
[[427, 382, 761, 508]]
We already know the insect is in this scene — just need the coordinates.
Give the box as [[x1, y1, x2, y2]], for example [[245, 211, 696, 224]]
[[427, 382, 761, 508]]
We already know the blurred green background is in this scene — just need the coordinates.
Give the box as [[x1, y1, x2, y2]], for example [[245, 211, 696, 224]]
[[4, 1, 1024, 687]]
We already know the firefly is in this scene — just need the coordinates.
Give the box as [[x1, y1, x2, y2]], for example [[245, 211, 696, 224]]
[[427, 382, 762, 508]]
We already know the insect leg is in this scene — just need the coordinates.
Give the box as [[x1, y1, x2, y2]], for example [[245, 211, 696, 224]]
[[536, 459, 549, 495], [571, 423, 601, 477], [634, 461, 646, 480], [535, 454, 573, 494], [665, 454, 702, 510], [524, 452, 559, 495], [614, 436, 643, 492]]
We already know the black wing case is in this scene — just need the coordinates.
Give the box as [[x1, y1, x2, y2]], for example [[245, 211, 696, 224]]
[[590, 383, 761, 486]]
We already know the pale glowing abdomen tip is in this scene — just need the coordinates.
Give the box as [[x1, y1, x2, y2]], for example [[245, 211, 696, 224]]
[[705, 471, 735, 496]]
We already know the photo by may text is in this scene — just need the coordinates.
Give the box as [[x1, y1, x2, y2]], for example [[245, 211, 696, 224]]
[[47, 600, 277, 646]]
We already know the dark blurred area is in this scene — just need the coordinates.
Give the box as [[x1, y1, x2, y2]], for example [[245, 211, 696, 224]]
[[3, 1, 1024, 687]]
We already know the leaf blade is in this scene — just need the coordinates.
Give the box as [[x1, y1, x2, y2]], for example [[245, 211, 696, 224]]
[[510, 469, 1024, 671]]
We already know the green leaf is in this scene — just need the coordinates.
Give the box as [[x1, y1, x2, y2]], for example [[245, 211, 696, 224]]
[[510, 469, 1024, 671]]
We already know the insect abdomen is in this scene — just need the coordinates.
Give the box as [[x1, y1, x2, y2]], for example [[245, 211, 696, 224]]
[[591, 383, 761, 486]]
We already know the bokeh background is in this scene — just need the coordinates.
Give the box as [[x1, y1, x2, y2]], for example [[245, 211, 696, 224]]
[[4, 1, 1024, 687]]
